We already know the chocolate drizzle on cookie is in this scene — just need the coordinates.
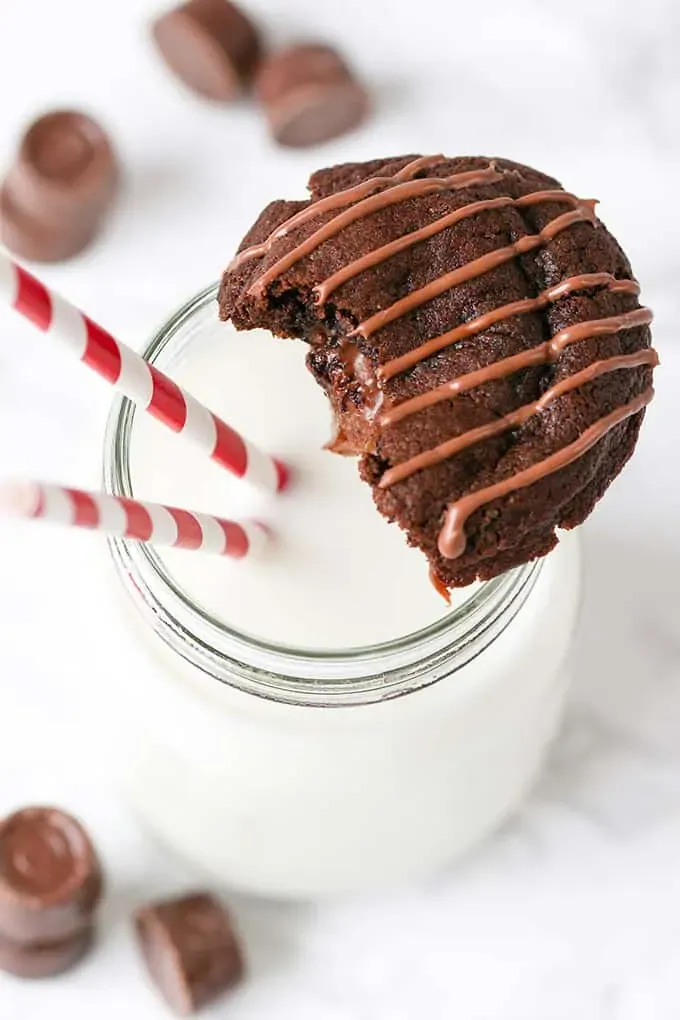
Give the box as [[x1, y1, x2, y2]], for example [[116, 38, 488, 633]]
[[233, 156, 657, 562], [245, 161, 506, 297], [229, 155, 447, 271], [438, 387, 653, 559]]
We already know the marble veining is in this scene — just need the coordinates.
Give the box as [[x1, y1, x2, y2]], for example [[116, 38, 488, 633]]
[[0, 0, 679, 1017]]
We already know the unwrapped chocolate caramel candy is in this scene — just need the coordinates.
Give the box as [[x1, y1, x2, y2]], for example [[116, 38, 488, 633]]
[[153, 0, 261, 101], [255, 43, 370, 147], [135, 893, 244, 1014], [0, 806, 103, 979], [0, 806, 103, 945], [0, 110, 119, 262]]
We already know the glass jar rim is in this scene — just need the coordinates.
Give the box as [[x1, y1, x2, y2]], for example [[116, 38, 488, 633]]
[[103, 283, 542, 707]]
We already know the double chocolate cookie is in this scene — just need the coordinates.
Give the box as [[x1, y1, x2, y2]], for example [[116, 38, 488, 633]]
[[219, 154, 657, 589]]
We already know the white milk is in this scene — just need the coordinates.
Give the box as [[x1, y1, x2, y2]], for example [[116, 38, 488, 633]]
[[110, 304, 581, 898], [130, 324, 455, 649]]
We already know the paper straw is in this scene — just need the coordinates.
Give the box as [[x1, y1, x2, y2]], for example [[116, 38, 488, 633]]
[[0, 251, 290, 493], [0, 480, 268, 559]]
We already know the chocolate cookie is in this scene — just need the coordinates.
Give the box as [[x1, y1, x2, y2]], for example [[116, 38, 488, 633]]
[[219, 154, 657, 589]]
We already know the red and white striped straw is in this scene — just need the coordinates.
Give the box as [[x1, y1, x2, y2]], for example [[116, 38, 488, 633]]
[[0, 480, 268, 559], [0, 250, 290, 494]]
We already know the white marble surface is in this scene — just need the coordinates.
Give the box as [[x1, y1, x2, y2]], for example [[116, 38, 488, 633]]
[[0, 0, 679, 1015]]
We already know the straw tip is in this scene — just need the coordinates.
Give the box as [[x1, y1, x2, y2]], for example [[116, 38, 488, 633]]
[[274, 460, 293, 493], [248, 520, 273, 555], [0, 481, 41, 518]]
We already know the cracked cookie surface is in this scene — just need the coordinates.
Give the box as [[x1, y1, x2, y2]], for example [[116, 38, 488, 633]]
[[219, 154, 655, 588]]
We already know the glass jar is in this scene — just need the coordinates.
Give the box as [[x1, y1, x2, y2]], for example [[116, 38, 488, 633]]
[[103, 285, 581, 899]]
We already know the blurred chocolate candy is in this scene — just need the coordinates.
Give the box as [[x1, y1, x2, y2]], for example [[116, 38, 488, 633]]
[[255, 43, 370, 147], [0, 926, 94, 979], [0, 806, 103, 945], [135, 893, 244, 1014], [0, 110, 119, 262], [153, 0, 262, 101]]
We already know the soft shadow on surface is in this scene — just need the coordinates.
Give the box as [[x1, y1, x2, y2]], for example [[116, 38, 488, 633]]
[[440, 529, 680, 872], [563, 530, 680, 743], [229, 893, 317, 982], [534, 530, 680, 838]]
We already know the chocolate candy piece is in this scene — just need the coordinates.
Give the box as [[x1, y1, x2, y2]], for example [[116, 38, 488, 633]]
[[0, 926, 94, 979], [0, 807, 103, 945], [152, 0, 261, 101], [135, 893, 244, 1015], [0, 188, 99, 265], [255, 44, 369, 148], [0, 110, 119, 263]]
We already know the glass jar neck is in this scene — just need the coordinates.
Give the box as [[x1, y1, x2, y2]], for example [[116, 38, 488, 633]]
[[103, 284, 542, 708]]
